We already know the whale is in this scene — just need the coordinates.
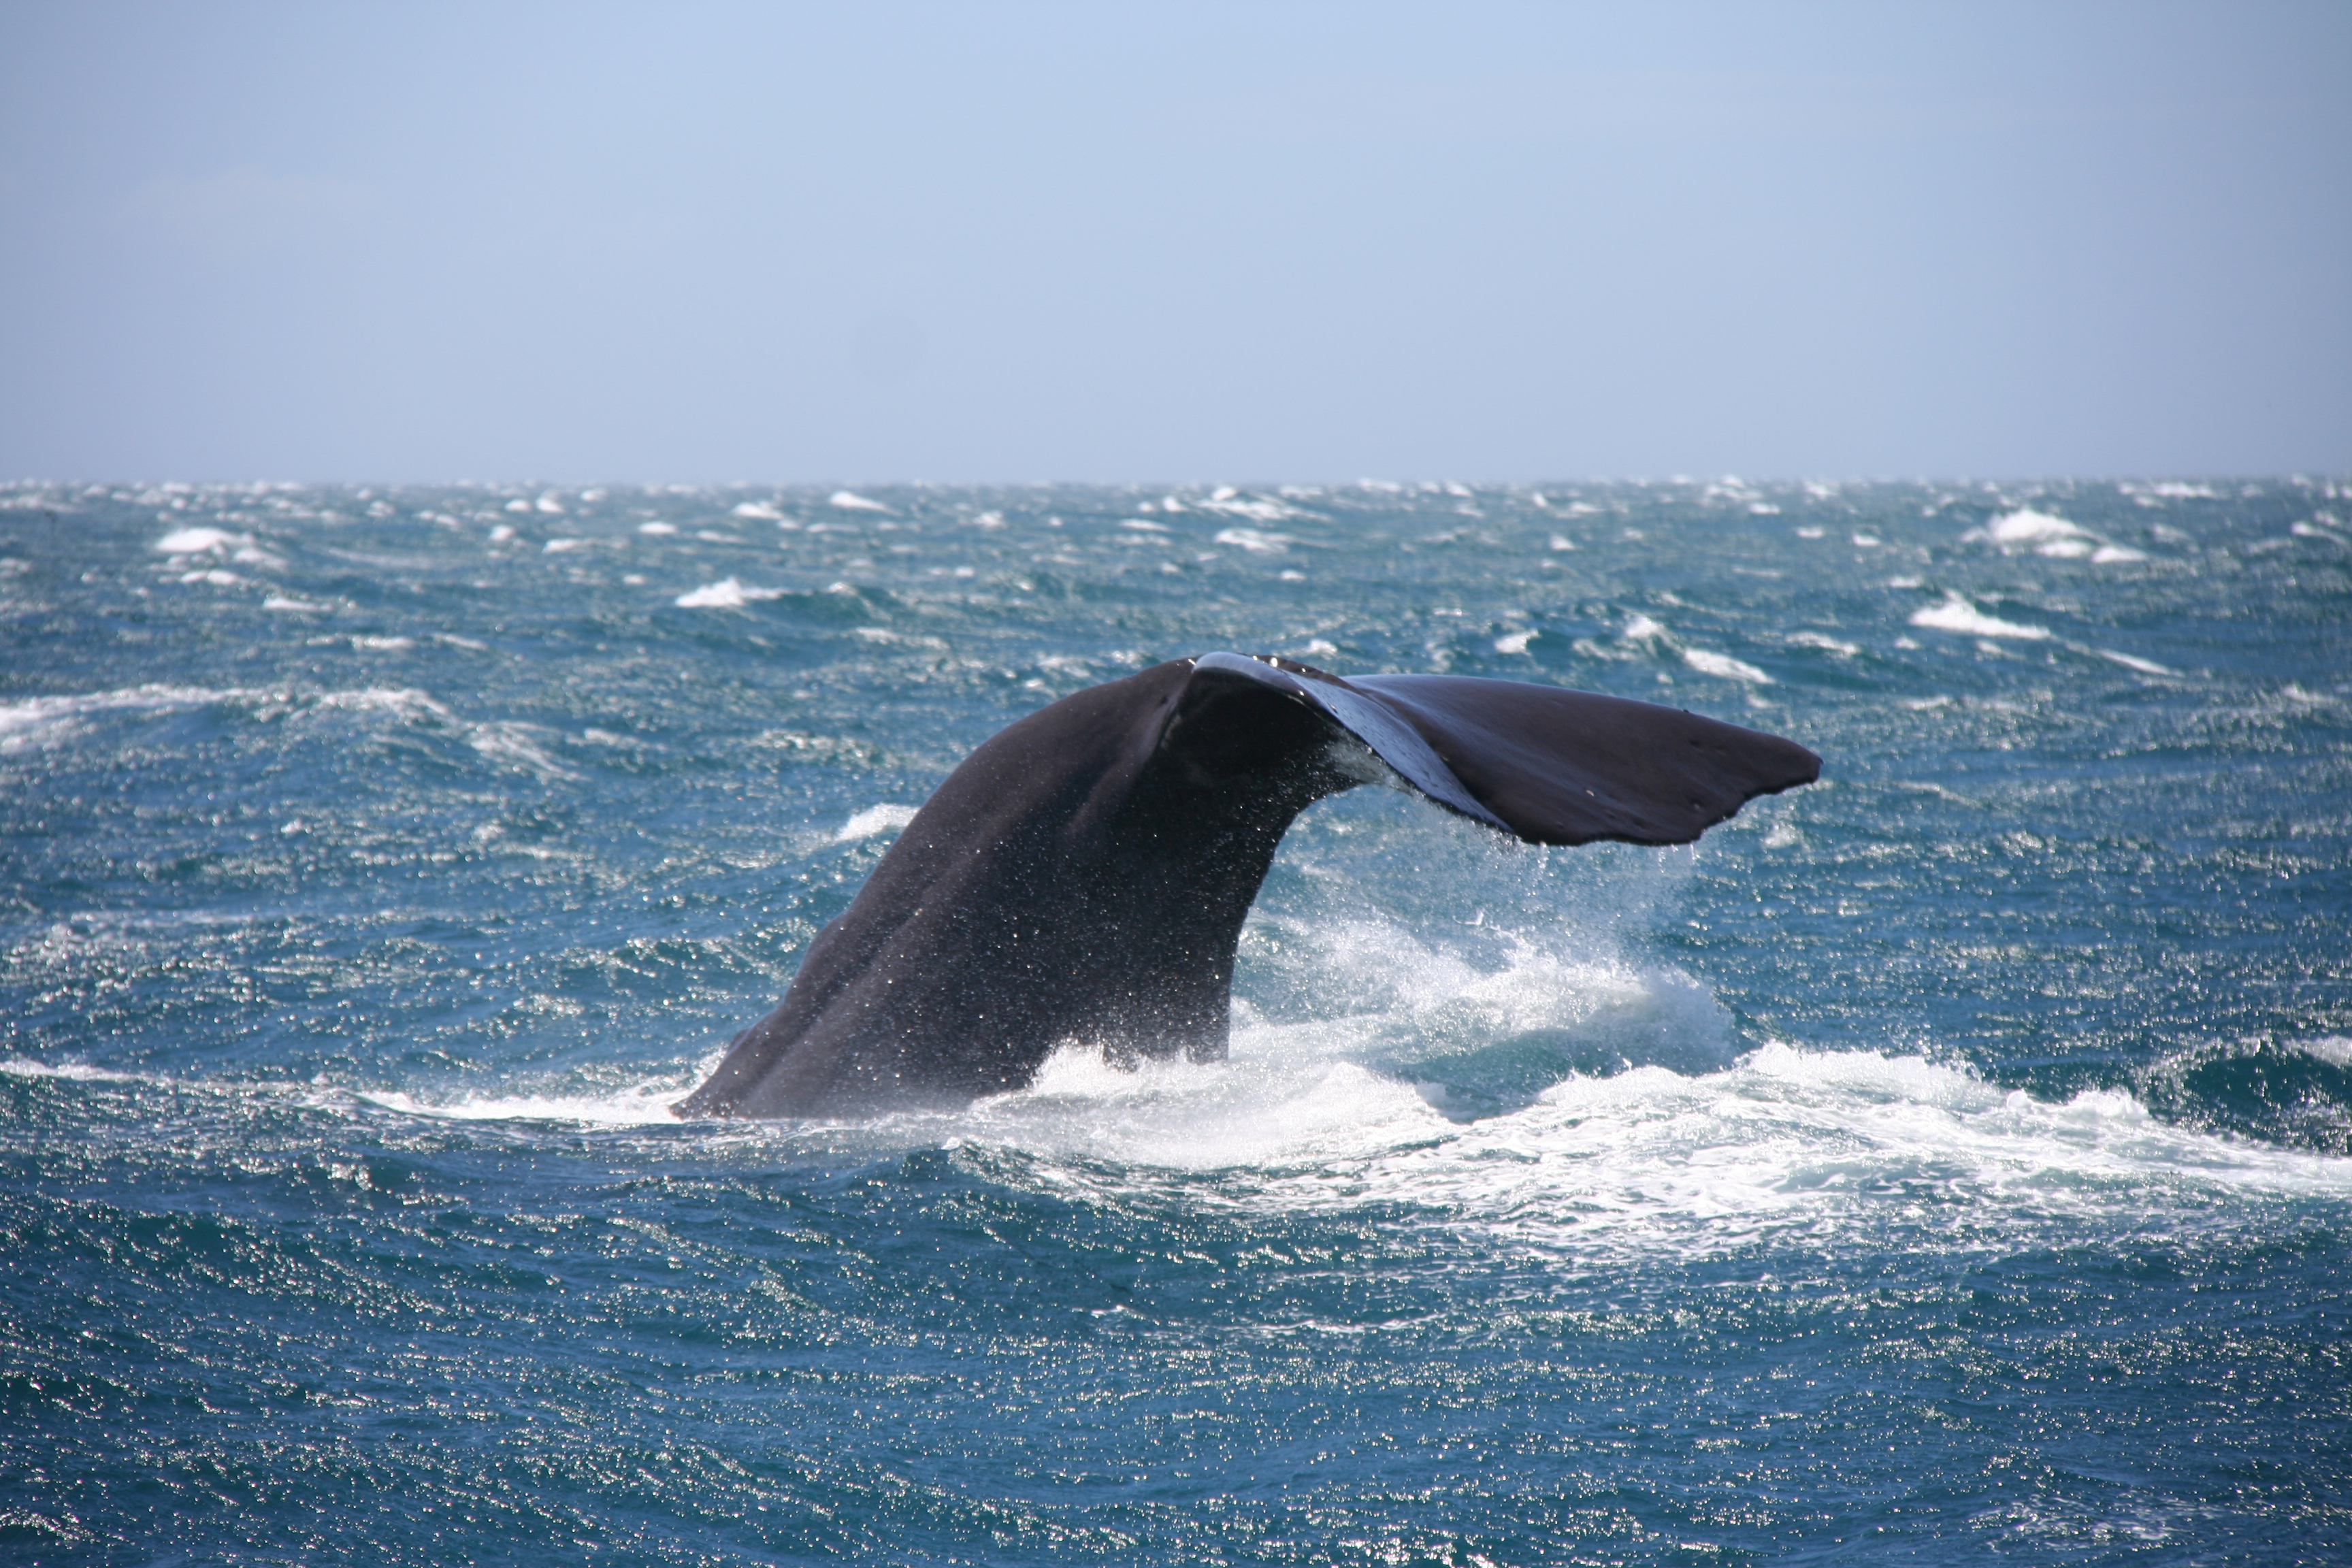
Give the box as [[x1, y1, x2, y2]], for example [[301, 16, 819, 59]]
[[675, 653, 1820, 1118]]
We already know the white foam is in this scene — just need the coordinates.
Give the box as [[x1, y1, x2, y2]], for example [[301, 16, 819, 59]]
[[1909, 593, 2050, 640], [363, 1077, 690, 1126], [467, 721, 578, 781], [637, 907, 2352, 1262], [674, 577, 787, 608], [1682, 648, 1770, 683], [1492, 630, 1536, 654], [0, 1057, 141, 1083], [968, 1036, 2349, 1262], [1199, 492, 1306, 523], [1213, 527, 1294, 553], [836, 803, 920, 841], [0, 683, 235, 753], [828, 490, 889, 512], [542, 538, 590, 553], [1976, 508, 2085, 547], [638, 521, 678, 536], [731, 502, 785, 521], [262, 594, 331, 613], [1620, 614, 1665, 642], [2094, 648, 2173, 676], [153, 525, 242, 555], [1965, 508, 2143, 565], [305, 686, 437, 719], [1788, 632, 1860, 657]]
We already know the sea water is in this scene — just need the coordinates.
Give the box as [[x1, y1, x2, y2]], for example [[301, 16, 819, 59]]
[[2, 478, 2347, 1565]]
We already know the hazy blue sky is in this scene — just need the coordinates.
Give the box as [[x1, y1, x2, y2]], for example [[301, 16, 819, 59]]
[[3, 1, 2345, 483]]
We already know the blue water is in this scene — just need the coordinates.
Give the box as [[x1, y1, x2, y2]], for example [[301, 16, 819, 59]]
[[3, 478, 2349, 1566]]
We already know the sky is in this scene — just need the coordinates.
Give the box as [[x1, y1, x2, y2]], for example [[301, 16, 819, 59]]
[[1, 1, 2346, 485]]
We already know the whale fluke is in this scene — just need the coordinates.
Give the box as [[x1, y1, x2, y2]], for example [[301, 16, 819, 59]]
[[676, 654, 1819, 1118]]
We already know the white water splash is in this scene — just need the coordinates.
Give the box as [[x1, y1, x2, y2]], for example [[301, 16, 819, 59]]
[[837, 803, 921, 841]]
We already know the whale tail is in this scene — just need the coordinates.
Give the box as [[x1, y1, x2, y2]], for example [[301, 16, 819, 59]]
[[676, 655, 1820, 1119], [1185, 653, 1820, 846]]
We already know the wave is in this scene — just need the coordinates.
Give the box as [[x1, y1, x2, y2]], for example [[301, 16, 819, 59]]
[[12, 866, 2347, 1261], [0, 681, 584, 781], [214, 923, 2352, 1262]]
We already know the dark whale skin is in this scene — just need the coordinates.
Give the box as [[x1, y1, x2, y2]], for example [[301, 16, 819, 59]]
[[674, 655, 1820, 1118]]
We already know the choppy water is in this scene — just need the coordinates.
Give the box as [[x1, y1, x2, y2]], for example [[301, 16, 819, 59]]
[[3, 477, 2349, 1566]]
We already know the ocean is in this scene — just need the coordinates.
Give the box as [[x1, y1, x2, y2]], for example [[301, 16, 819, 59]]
[[3, 477, 2347, 1565]]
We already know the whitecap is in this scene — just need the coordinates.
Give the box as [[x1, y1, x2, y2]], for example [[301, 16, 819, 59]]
[[542, 538, 591, 553], [1969, 508, 2140, 564], [466, 721, 578, 781], [0, 1057, 141, 1083], [1200, 491, 1307, 523], [1909, 593, 2050, 640], [306, 687, 452, 721], [828, 490, 889, 512], [1682, 648, 1770, 683], [1974, 508, 2086, 548], [674, 577, 787, 608], [0, 683, 242, 753], [2299, 1036, 2352, 1068], [2094, 648, 2173, 675], [363, 1077, 690, 1126], [638, 521, 678, 536], [1788, 632, 1860, 657], [732, 501, 785, 521], [1493, 630, 1536, 655], [153, 525, 243, 555], [1213, 527, 1294, 553], [1620, 614, 1665, 642]]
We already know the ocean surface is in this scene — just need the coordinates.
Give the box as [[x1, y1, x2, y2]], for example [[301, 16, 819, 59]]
[[3, 477, 2348, 1567]]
